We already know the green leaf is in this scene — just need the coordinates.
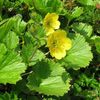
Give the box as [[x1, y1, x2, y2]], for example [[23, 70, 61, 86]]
[[0, 19, 14, 41], [62, 34, 93, 70], [0, 43, 7, 64], [0, 15, 22, 41], [29, 23, 46, 38], [29, 50, 45, 66], [94, 0, 100, 4], [3, 31, 19, 49], [30, 12, 43, 23], [71, 7, 83, 19], [33, 0, 63, 14], [0, 0, 4, 20], [22, 43, 45, 66], [14, 79, 30, 94], [0, 0, 4, 11], [27, 60, 71, 96], [0, 43, 7, 55], [94, 36, 100, 53], [22, 43, 36, 64], [72, 23, 93, 37], [23, 0, 33, 6], [76, 0, 95, 6], [13, 17, 27, 35], [33, 26, 46, 38], [0, 44, 27, 84], [0, 92, 19, 100]]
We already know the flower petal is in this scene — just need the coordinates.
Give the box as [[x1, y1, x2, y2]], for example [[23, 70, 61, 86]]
[[60, 38, 72, 50], [45, 27, 54, 36], [51, 21, 60, 29], [64, 38, 72, 50], [50, 48, 66, 59], [43, 13, 60, 35], [47, 29, 72, 59]]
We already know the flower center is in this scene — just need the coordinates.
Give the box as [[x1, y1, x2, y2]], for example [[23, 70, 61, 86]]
[[46, 20, 51, 27], [51, 39, 58, 48]]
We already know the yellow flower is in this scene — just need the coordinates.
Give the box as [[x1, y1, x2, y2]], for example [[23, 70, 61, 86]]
[[47, 30, 72, 59], [43, 13, 60, 36]]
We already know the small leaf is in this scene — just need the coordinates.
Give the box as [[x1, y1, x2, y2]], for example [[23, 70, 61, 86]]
[[71, 7, 83, 19], [94, 36, 100, 53], [0, 0, 4, 20], [23, 0, 33, 6], [0, 43, 7, 55], [22, 43, 45, 66], [0, 92, 19, 100], [72, 23, 93, 37], [62, 34, 93, 70], [0, 43, 7, 64], [0, 18, 14, 41], [13, 17, 27, 35], [33, 0, 63, 14], [3, 31, 19, 49], [29, 50, 45, 66], [27, 60, 71, 96], [22, 43, 36, 64], [0, 15, 20, 41], [95, 0, 100, 4], [76, 0, 95, 6]]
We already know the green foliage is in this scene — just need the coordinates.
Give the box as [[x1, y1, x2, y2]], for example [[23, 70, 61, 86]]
[[76, 0, 95, 6], [65, 6, 83, 21], [27, 60, 71, 96], [71, 7, 83, 20], [3, 31, 19, 49], [0, 92, 19, 100], [94, 36, 100, 53], [73, 74, 100, 99], [0, 18, 15, 41], [23, 0, 33, 6], [61, 34, 93, 70], [72, 23, 93, 37], [0, 0, 4, 20], [0, 44, 26, 84], [0, 0, 99, 100], [22, 43, 45, 66], [13, 16, 27, 35], [33, 0, 63, 14]]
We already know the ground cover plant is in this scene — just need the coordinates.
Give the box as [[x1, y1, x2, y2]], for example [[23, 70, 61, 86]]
[[0, 0, 100, 100]]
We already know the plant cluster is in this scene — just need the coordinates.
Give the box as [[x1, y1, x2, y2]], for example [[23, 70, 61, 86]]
[[0, 0, 100, 100]]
